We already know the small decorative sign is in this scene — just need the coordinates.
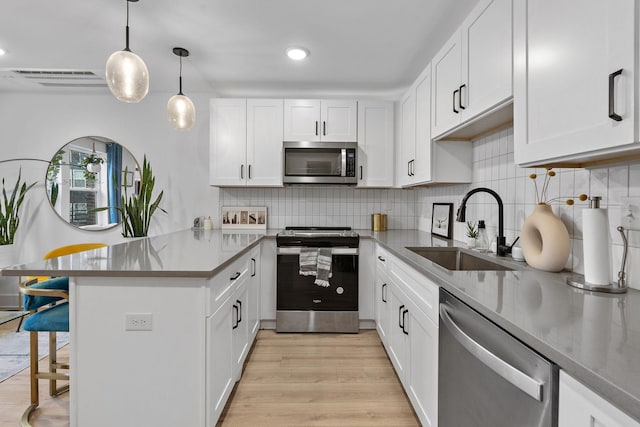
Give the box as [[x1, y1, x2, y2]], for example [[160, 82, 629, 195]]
[[431, 203, 453, 239], [221, 206, 267, 229]]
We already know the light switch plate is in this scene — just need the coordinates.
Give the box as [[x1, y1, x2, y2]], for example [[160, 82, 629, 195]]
[[125, 313, 153, 331]]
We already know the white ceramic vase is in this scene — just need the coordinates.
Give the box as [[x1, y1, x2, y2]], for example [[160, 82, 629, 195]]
[[521, 204, 570, 272], [466, 237, 476, 249]]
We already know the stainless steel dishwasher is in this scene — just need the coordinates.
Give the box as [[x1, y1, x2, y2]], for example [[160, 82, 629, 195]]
[[439, 289, 558, 427]]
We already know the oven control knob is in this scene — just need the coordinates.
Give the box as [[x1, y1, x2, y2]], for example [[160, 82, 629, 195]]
[[336, 287, 344, 295]]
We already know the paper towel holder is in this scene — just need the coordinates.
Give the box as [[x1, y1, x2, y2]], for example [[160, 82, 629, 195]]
[[566, 225, 634, 293]]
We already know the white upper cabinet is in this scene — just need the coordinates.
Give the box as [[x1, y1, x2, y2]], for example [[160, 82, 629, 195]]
[[210, 99, 247, 187], [513, 0, 638, 167], [284, 99, 357, 142], [246, 99, 284, 186], [431, 0, 513, 140], [357, 100, 394, 188], [397, 64, 472, 187], [210, 98, 283, 187]]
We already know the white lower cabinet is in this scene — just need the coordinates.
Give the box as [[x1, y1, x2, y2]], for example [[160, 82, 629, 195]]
[[375, 246, 439, 427], [205, 250, 260, 426], [559, 371, 640, 427]]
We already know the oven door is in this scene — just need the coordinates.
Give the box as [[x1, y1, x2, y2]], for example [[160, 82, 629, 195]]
[[276, 247, 358, 311]]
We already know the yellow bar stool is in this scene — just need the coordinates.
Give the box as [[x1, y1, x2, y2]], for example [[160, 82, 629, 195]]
[[18, 243, 107, 427]]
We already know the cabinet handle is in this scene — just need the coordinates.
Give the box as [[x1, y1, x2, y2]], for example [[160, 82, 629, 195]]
[[381, 283, 387, 303], [407, 160, 411, 177], [402, 309, 409, 335], [251, 258, 256, 277], [452, 89, 459, 114], [248, 164, 252, 180], [232, 304, 239, 329], [609, 69, 623, 122], [410, 160, 415, 176], [323, 121, 326, 136], [240, 164, 244, 179], [230, 272, 241, 281], [315, 121, 319, 136], [377, 256, 386, 262], [236, 299, 242, 323], [398, 305, 405, 329], [359, 165, 363, 180], [459, 84, 466, 110]]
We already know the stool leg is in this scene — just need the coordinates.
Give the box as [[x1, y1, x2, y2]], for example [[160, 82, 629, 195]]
[[49, 332, 57, 396], [29, 331, 39, 408]]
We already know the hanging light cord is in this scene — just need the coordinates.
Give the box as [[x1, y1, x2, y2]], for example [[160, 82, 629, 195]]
[[178, 54, 183, 95], [124, 0, 131, 52]]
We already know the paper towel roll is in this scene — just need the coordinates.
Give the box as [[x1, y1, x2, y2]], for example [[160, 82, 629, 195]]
[[583, 208, 611, 285]]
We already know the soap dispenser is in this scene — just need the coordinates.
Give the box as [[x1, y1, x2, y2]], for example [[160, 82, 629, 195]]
[[477, 220, 489, 252]]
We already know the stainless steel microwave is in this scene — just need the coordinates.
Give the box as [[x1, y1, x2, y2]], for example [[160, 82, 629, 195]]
[[283, 141, 358, 185]]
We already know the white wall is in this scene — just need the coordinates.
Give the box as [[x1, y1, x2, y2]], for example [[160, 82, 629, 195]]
[[0, 92, 219, 264]]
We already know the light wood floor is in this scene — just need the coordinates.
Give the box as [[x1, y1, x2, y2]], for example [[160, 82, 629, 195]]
[[0, 320, 418, 427], [218, 330, 420, 426]]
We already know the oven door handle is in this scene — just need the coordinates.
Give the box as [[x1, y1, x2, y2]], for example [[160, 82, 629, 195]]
[[439, 304, 543, 402], [277, 247, 358, 255]]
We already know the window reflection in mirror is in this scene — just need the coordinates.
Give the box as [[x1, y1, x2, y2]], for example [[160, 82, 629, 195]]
[[46, 136, 139, 231]]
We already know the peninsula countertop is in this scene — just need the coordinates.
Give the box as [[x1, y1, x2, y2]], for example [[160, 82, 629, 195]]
[[4, 228, 639, 421]]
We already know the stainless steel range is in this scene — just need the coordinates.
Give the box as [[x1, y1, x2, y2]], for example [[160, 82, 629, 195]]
[[276, 227, 359, 333]]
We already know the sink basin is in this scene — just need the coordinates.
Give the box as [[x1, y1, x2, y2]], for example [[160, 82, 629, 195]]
[[406, 247, 513, 271]]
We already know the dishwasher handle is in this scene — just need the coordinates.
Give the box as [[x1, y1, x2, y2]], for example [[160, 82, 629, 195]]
[[439, 304, 543, 402]]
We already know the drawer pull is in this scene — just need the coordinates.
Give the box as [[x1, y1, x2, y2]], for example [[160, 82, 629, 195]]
[[230, 272, 241, 281]]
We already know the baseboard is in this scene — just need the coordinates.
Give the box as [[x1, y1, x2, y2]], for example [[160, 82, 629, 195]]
[[260, 319, 376, 330]]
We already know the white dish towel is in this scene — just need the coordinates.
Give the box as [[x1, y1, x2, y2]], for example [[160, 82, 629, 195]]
[[314, 248, 333, 288]]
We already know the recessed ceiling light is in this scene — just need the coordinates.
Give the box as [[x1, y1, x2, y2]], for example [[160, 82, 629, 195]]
[[286, 47, 309, 61], [0, 48, 6, 56]]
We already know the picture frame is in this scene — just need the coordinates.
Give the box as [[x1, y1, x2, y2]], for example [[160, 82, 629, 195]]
[[122, 170, 134, 187], [431, 203, 453, 239], [221, 206, 267, 229]]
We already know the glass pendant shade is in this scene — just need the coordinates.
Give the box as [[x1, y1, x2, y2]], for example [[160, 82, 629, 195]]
[[106, 50, 149, 103], [167, 94, 196, 130]]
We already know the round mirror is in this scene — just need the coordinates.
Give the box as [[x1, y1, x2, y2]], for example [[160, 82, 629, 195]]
[[46, 136, 139, 231]]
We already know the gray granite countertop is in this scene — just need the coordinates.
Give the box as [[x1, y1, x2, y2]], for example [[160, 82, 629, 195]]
[[3, 227, 639, 421]]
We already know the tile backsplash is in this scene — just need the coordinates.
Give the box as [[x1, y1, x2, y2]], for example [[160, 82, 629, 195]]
[[218, 126, 640, 289]]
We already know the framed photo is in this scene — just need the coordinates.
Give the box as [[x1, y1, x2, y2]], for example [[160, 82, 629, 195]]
[[221, 206, 267, 229], [122, 170, 134, 187], [431, 203, 453, 239]]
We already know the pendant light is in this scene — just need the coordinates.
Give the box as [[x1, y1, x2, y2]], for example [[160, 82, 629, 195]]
[[105, 0, 149, 103], [167, 47, 196, 130]]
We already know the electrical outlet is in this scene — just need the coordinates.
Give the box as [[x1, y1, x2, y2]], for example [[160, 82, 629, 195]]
[[125, 313, 153, 331], [620, 197, 640, 229]]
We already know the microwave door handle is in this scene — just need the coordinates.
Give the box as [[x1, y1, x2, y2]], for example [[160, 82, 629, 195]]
[[341, 149, 347, 177]]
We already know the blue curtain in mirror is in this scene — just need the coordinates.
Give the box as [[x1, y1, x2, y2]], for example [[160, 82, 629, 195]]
[[106, 143, 122, 223]]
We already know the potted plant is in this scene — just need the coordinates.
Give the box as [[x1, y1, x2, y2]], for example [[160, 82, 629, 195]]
[[95, 155, 166, 237], [0, 169, 37, 247], [82, 153, 104, 181], [47, 148, 65, 207], [465, 221, 478, 248]]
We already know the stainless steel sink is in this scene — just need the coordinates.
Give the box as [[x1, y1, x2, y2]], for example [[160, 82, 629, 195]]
[[405, 247, 514, 271]]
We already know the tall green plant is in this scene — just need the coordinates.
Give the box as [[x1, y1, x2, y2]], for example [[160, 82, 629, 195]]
[[0, 170, 37, 245], [95, 155, 166, 237]]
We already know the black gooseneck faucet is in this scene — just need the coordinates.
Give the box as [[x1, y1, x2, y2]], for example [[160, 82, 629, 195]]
[[456, 187, 510, 257]]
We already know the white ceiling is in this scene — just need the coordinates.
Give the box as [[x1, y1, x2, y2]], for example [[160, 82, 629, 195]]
[[0, 0, 479, 98]]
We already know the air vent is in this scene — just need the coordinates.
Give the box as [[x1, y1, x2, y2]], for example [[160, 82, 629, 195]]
[[1, 68, 107, 89]]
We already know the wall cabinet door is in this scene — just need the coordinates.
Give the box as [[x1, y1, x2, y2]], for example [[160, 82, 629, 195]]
[[413, 68, 433, 184], [357, 100, 394, 188], [246, 99, 284, 186], [284, 99, 321, 141], [431, 33, 462, 138], [210, 99, 247, 186], [205, 299, 234, 427], [514, 0, 637, 166], [559, 371, 640, 427], [321, 100, 358, 142], [460, 0, 512, 122], [397, 90, 416, 187], [284, 99, 357, 142]]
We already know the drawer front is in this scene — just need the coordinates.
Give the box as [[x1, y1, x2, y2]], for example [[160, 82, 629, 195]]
[[375, 244, 390, 270], [389, 255, 439, 324], [207, 256, 250, 316]]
